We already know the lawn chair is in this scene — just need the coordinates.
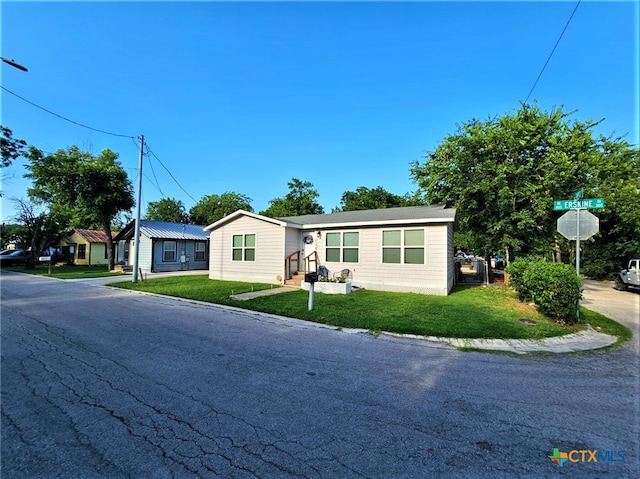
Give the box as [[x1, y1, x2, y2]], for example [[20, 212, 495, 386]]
[[333, 268, 352, 282]]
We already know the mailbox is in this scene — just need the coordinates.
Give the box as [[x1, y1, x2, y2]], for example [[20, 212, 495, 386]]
[[304, 272, 319, 283]]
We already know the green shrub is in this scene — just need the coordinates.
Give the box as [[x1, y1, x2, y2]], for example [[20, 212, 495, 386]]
[[505, 256, 540, 301], [523, 261, 583, 324], [582, 259, 614, 280]]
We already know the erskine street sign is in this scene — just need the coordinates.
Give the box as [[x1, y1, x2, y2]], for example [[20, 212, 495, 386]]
[[553, 198, 605, 211]]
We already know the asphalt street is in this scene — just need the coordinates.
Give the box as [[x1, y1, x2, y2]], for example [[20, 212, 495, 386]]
[[1, 272, 638, 478]]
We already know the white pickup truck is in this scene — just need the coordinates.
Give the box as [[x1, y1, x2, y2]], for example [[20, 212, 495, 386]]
[[614, 259, 640, 291]]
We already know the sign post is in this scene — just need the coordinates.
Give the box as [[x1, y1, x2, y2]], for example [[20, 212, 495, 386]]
[[555, 193, 604, 320], [556, 207, 601, 273]]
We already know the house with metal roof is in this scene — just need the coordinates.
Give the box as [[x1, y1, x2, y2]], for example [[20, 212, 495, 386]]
[[56, 229, 117, 266], [204, 205, 457, 295], [113, 220, 209, 273]]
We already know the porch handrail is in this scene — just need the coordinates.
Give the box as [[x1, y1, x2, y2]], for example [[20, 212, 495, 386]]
[[305, 251, 318, 273], [285, 250, 301, 279]]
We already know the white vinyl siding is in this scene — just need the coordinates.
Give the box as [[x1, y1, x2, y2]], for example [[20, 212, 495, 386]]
[[328, 225, 450, 295], [209, 215, 283, 284], [208, 211, 455, 295]]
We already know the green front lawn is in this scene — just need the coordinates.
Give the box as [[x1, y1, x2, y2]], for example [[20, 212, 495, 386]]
[[2, 264, 126, 279], [106, 275, 625, 341]]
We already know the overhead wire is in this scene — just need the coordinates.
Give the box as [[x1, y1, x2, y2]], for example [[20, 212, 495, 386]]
[[1, 85, 136, 139], [145, 150, 165, 197], [524, 0, 582, 103], [145, 144, 198, 204], [3, 85, 190, 204]]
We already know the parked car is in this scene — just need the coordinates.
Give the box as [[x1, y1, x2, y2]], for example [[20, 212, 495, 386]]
[[614, 259, 640, 292], [0, 249, 29, 266]]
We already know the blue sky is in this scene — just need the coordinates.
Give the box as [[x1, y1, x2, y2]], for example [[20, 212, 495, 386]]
[[1, 0, 638, 224]]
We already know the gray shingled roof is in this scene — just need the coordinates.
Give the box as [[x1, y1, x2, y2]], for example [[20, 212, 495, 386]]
[[277, 205, 456, 227], [114, 220, 208, 241]]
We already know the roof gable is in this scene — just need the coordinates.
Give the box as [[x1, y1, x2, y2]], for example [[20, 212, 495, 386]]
[[204, 210, 288, 232], [73, 229, 115, 244]]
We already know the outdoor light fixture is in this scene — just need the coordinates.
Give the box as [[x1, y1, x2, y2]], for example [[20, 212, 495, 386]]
[[1, 57, 28, 72]]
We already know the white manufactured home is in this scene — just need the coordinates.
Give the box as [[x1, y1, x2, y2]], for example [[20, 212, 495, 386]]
[[204, 206, 457, 295]]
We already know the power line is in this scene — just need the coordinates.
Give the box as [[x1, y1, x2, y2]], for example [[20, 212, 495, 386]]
[[2, 86, 196, 205], [1, 85, 136, 139], [145, 144, 198, 203], [145, 154, 165, 197], [524, 0, 582, 103]]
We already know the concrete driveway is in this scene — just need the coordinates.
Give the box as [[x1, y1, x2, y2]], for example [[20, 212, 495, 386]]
[[581, 279, 640, 353]]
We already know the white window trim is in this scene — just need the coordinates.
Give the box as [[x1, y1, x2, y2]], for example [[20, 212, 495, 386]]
[[163, 240, 177, 262], [325, 231, 360, 263], [382, 228, 425, 265], [232, 234, 256, 262]]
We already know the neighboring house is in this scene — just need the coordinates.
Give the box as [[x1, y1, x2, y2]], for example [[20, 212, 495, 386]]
[[57, 229, 116, 266], [113, 220, 209, 273], [204, 205, 457, 295]]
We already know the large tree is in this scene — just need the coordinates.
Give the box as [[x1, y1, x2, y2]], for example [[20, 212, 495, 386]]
[[189, 192, 253, 226], [26, 146, 135, 270], [260, 178, 324, 217], [410, 102, 639, 266], [580, 136, 640, 274], [145, 197, 189, 223], [335, 186, 422, 212]]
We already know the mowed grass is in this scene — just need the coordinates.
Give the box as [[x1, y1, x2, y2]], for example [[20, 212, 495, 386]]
[[107, 274, 601, 340], [2, 264, 126, 279]]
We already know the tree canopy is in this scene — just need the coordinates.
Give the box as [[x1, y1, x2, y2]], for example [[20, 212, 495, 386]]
[[145, 197, 189, 223], [189, 192, 253, 226], [335, 186, 422, 212], [9, 198, 59, 263], [410, 102, 640, 269], [26, 145, 135, 269], [260, 178, 324, 217], [1, 125, 27, 168]]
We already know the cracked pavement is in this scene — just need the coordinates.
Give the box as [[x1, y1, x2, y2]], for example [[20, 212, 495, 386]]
[[1, 272, 638, 478]]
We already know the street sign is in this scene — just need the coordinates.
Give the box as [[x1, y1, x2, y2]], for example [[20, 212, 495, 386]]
[[557, 210, 599, 241], [553, 198, 605, 211]]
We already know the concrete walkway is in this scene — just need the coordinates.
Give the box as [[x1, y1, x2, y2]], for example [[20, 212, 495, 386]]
[[230, 286, 297, 300]]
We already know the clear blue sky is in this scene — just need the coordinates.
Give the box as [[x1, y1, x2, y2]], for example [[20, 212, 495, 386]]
[[1, 0, 638, 224]]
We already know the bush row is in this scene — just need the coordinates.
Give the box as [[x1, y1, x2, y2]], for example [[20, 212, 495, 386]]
[[505, 258, 583, 324]]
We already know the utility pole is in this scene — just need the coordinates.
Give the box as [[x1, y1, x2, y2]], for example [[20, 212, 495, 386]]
[[132, 134, 144, 283]]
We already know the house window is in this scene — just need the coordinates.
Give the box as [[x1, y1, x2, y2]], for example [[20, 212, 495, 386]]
[[163, 240, 177, 262], [382, 229, 425, 264], [325, 231, 359, 263], [382, 230, 401, 263], [232, 234, 255, 261], [194, 241, 206, 261], [78, 244, 86, 260]]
